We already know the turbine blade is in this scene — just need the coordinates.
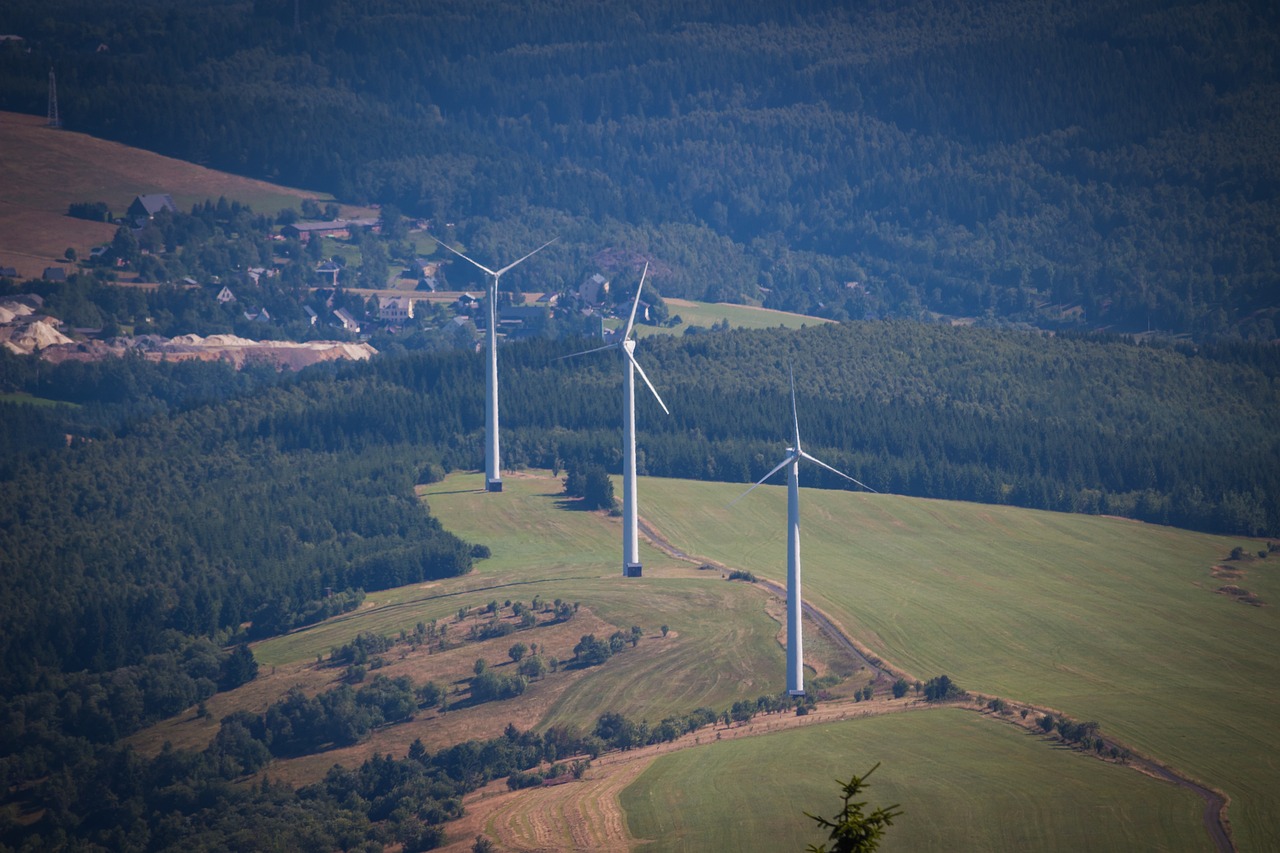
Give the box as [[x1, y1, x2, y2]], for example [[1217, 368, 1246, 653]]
[[494, 236, 558, 277], [437, 240, 496, 277], [622, 262, 650, 340], [624, 348, 669, 414], [799, 450, 878, 493], [729, 454, 794, 505], [789, 365, 802, 452], [555, 342, 618, 361]]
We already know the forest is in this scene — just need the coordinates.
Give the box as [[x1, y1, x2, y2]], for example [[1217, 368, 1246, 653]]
[[1, 0, 1276, 339]]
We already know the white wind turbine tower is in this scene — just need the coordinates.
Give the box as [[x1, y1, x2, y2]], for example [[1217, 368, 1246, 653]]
[[560, 263, 669, 577], [733, 368, 874, 695], [439, 237, 557, 492]]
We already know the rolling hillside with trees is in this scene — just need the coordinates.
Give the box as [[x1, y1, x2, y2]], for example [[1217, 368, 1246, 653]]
[[1, 0, 1276, 338], [1, 320, 1276, 847], [1, 322, 1275, 691]]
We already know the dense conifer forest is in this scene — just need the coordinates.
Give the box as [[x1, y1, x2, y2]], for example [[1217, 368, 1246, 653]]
[[2, 0, 1277, 338]]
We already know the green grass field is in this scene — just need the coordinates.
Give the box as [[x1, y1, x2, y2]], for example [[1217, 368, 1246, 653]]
[[630, 298, 830, 338], [252, 469, 1275, 849], [637, 477, 1279, 851], [0, 392, 76, 407], [622, 709, 1207, 852]]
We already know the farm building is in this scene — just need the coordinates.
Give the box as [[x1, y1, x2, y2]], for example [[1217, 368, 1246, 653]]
[[127, 194, 177, 220]]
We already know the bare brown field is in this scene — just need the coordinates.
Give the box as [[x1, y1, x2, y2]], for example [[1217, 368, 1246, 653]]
[[0, 111, 362, 279]]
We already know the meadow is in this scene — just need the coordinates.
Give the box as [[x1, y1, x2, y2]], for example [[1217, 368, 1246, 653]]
[[622, 709, 1207, 852], [637, 476, 1279, 851], [159, 468, 1271, 849], [633, 297, 829, 337]]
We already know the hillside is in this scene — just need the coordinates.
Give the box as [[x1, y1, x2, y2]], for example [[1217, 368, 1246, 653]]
[[0, 111, 342, 279], [2, 1, 1277, 338], [125, 469, 1263, 851]]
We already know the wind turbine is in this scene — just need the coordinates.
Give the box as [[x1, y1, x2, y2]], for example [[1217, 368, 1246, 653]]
[[732, 368, 875, 695], [560, 263, 669, 577], [439, 237, 557, 492]]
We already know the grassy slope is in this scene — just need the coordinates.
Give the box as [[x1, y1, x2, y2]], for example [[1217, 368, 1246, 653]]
[[638, 477, 1280, 851], [0, 110, 349, 279], [622, 709, 1206, 853], [631, 298, 830, 338], [167, 468, 1258, 850], [249, 472, 807, 730]]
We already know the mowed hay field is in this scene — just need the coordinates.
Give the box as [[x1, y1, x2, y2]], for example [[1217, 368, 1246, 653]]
[[622, 709, 1207, 852], [0, 111, 347, 279], [638, 476, 1280, 851]]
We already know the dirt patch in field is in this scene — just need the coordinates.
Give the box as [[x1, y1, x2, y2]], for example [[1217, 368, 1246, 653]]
[[1209, 565, 1263, 606], [442, 755, 654, 853], [1210, 565, 1244, 581]]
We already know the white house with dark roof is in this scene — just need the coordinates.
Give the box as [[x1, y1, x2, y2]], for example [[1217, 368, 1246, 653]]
[[378, 296, 415, 323], [333, 308, 361, 333]]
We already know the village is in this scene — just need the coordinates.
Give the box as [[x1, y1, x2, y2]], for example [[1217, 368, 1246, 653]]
[[1, 190, 671, 365]]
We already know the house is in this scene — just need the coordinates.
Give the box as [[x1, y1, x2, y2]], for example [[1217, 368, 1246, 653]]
[[378, 296, 415, 323], [0, 267, 17, 278], [534, 291, 560, 307], [42, 267, 67, 282], [215, 286, 236, 304], [127, 194, 177, 221], [333, 308, 361, 333], [578, 273, 609, 305], [243, 308, 271, 323], [303, 306, 319, 326], [455, 293, 479, 313]]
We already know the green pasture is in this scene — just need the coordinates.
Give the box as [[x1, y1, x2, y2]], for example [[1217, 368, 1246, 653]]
[[630, 298, 830, 338], [0, 392, 75, 407], [253, 468, 1273, 848], [622, 709, 1207, 852], [638, 476, 1280, 851]]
